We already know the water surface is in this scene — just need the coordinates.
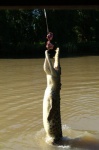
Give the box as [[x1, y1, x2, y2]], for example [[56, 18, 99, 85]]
[[0, 56, 99, 150]]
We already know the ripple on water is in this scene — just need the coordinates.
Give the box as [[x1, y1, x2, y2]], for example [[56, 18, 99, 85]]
[[0, 58, 99, 150]]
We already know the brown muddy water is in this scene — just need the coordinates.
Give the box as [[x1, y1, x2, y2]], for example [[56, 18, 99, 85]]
[[0, 56, 99, 150]]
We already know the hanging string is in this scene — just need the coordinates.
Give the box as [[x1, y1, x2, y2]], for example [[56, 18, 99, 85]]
[[44, 9, 54, 50], [44, 9, 49, 34]]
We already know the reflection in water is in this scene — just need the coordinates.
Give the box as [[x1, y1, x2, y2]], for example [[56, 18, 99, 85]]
[[0, 56, 99, 150]]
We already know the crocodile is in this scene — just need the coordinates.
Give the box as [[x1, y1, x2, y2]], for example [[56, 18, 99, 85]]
[[43, 48, 99, 149], [43, 48, 62, 144]]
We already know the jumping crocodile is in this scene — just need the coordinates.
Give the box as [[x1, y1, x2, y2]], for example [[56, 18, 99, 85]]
[[43, 48, 99, 149], [43, 48, 62, 144]]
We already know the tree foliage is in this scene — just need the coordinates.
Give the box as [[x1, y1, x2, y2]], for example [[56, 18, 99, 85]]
[[0, 9, 99, 58]]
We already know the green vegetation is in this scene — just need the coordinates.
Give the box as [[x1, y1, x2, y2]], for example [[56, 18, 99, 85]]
[[0, 9, 99, 58]]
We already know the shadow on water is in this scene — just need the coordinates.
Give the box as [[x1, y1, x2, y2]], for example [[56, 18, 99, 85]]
[[60, 132, 99, 150]]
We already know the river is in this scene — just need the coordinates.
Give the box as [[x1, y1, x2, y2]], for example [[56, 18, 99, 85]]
[[0, 56, 99, 150]]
